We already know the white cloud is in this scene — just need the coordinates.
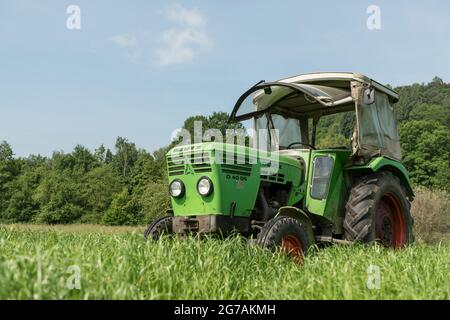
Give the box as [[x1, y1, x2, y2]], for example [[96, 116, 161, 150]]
[[111, 34, 137, 48], [155, 4, 211, 67], [110, 4, 211, 68], [160, 3, 206, 28], [111, 34, 143, 65]]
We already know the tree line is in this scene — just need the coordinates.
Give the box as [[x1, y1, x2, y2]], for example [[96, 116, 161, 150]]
[[1, 78, 449, 225]]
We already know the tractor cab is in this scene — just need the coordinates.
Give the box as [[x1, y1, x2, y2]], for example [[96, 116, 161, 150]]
[[145, 72, 414, 259], [229, 72, 402, 163]]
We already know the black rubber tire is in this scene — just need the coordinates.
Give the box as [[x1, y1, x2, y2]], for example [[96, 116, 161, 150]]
[[343, 171, 414, 247], [256, 216, 312, 259], [144, 216, 173, 241]]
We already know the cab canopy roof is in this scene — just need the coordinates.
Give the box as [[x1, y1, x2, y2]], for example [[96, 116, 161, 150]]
[[230, 72, 399, 121]]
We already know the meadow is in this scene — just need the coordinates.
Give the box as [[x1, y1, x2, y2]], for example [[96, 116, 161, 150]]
[[0, 224, 449, 300]]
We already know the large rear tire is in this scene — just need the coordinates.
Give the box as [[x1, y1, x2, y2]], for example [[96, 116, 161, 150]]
[[343, 171, 414, 248], [256, 216, 312, 263], [144, 216, 173, 241]]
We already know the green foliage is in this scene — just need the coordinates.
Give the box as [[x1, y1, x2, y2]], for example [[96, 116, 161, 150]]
[[0, 141, 14, 161], [395, 81, 450, 192], [102, 189, 142, 226], [151, 147, 168, 180], [79, 165, 123, 223], [315, 112, 354, 148], [171, 111, 247, 147], [400, 120, 450, 193], [0, 141, 19, 217], [113, 137, 139, 179], [207, 111, 246, 137], [394, 77, 450, 121], [71, 145, 99, 173], [409, 103, 450, 127], [129, 151, 160, 192], [139, 180, 171, 224], [3, 168, 42, 223], [33, 171, 85, 224]]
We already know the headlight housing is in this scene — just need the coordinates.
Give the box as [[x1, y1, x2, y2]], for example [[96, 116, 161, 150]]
[[169, 179, 185, 198], [197, 177, 213, 196]]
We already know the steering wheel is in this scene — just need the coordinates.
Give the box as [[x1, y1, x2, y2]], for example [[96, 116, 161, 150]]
[[286, 142, 316, 150]]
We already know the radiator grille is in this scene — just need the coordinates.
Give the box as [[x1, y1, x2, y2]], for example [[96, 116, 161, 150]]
[[261, 173, 286, 184], [221, 163, 252, 177], [261, 164, 285, 183], [167, 151, 212, 176]]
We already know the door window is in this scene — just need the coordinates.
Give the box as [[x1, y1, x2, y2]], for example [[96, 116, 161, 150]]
[[311, 156, 334, 200]]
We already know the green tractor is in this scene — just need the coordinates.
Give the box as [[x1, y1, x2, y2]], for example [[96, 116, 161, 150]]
[[145, 72, 414, 259]]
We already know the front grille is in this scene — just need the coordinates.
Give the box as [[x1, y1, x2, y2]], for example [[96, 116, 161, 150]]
[[219, 153, 254, 177], [221, 163, 252, 177], [261, 165, 285, 183], [167, 161, 185, 176], [167, 151, 212, 176], [261, 173, 286, 183]]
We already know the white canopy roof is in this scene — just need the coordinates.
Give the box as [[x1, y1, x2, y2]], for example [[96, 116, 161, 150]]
[[278, 72, 399, 103]]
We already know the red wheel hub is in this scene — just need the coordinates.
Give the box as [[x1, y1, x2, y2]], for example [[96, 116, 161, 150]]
[[281, 235, 304, 263], [375, 193, 407, 248]]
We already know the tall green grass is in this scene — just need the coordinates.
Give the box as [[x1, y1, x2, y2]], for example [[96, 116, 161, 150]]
[[0, 226, 449, 300]]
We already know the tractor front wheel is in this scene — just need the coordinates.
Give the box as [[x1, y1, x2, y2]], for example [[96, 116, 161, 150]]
[[343, 171, 414, 248], [256, 216, 312, 263], [144, 215, 173, 241]]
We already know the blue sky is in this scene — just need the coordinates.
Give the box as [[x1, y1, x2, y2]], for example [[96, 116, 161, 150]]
[[1, 0, 449, 157]]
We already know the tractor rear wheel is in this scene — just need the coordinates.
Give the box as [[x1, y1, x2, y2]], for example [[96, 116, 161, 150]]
[[144, 215, 173, 241], [256, 216, 312, 263], [343, 171, 414, 248]]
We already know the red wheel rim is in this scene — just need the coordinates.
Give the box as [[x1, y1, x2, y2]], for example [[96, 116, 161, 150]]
[[375, 193, 407, 248], [281, 235, 304, 263]]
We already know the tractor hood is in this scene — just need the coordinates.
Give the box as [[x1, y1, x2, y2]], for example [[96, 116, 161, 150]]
[[166, 143, 303, 218]]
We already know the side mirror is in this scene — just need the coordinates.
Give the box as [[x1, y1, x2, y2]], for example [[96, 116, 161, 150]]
[[363, 87, 375, 105]]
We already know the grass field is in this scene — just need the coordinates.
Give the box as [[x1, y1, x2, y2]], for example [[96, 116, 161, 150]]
[[0, 224, 449, 300]]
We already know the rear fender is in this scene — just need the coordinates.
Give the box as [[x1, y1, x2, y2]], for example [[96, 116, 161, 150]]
[[346, 157, 414, 199]]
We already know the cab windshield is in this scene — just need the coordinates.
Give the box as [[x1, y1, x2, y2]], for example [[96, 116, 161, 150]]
[[253, 113, 302, 151]]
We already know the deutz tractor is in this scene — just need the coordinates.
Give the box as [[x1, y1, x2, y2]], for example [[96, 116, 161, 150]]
[[144, 72, 414, 259]]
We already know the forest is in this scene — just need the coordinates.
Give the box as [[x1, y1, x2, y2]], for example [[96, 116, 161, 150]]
[[1, 77, 449, 225]]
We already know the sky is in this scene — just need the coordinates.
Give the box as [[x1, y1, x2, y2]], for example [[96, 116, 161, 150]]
[[1, 0, 449, 157]]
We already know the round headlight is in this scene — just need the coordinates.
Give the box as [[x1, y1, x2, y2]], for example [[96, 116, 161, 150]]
[[169, 180, 184, 198], [197, 177, 213, 196]]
